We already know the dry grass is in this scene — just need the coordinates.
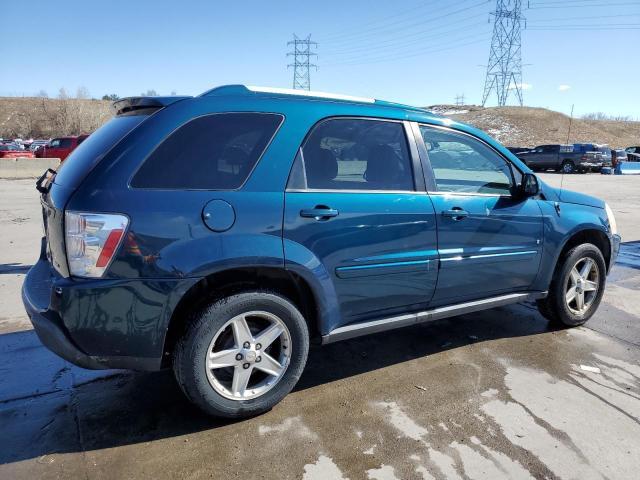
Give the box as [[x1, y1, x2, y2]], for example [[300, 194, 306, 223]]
[[2, 97, 638, 149], [429, 105, 640, 149], [0, 97, 112, 138]]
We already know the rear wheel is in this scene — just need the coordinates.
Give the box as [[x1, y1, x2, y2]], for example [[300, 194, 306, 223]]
[[561, 160, 576, 174], [537, 243, 606, 326], [173, 292, 309, 418]]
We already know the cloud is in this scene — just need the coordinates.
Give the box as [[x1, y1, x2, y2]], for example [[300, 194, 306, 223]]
[[508, 82, 532, 91], [558, 84, 571, 92]]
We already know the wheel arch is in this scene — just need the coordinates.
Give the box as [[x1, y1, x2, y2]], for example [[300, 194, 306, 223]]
[[549, 228, 611, 286], [161, 266, 323, 368]]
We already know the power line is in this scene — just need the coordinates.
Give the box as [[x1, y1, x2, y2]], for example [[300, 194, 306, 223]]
[[528, 2, 640, 9], [323, 36, 490, 67], [322, 22, 489, 62], [287, 35, 318, 91], [482, 0, 525, 107], [322, 15, 488, 56], [320, 0, 490, 45]]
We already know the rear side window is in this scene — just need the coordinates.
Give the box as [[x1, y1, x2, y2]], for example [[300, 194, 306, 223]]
[[54, 114, 150, 189], [132, 113, 283, 190], [291, 118, 414, 191], [59, 138, 73, 148]]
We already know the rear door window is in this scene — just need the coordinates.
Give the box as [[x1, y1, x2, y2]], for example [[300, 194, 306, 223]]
[[290, 118, 414, 191], [132, 113, 283, 190]]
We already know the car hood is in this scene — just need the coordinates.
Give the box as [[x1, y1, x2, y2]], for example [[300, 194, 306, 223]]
[[541, 182, 605, 209]]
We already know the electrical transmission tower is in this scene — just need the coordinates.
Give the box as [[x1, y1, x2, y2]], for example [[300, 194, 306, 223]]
[[481, 0, 525, 107], [455, 94, 466, 106], [287, 34, 318, 90]]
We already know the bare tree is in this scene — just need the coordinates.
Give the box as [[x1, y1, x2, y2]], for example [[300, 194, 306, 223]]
[[36, 90, 49, 98], [76, 86, 91, 100]]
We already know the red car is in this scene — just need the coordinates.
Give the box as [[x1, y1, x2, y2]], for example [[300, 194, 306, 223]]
[[0, 144, 35, 158], [35, 134, 89, 161]]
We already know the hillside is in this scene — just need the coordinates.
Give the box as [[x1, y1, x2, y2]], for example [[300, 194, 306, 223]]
[[428, 105, 640, 149], [1, 97, 638, 149], [0, 97, 112, 138]]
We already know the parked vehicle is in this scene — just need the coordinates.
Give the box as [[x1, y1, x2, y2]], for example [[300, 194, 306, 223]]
[[507, 146, 531, 155], [611, 149, 628, 167], [29, 140, 50, 152], [517, 144, 603, 173], [0, 144, 34, 158], [35, 134, 89, 160], [626, 146, 640, 161], [22, 85, 621, 418]]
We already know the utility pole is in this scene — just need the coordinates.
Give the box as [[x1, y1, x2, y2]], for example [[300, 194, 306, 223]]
[[287, 34, 318, 91], [455, 94, 466, 106], [481, 0, 525, 107]]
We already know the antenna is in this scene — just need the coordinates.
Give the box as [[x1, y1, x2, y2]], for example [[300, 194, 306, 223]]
[[560, 104, 574, 195]]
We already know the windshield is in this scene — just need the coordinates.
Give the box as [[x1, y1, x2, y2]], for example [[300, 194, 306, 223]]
[[54, 113, 151, 189]]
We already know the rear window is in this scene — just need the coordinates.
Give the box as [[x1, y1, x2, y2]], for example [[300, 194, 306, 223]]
[[54, 114, 149, 188], [131, 113, 283, 190]]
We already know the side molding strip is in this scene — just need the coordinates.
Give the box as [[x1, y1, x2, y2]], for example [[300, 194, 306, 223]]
[[321, 291, 547, 344]]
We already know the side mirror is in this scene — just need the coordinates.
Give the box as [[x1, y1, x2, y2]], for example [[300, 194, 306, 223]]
[[520, 173, 539, 197]]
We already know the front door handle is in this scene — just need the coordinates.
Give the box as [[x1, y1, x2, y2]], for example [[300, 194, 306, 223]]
[[442, 208, 469, 221], [300, 206, 339, 220]]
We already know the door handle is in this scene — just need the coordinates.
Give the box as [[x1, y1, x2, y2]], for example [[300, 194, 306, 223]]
[[300, 206, 339, 220], [442, 208, 469, 220]]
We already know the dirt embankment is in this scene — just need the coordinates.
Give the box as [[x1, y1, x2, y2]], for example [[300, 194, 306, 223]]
[[428, 105, 640, 149]]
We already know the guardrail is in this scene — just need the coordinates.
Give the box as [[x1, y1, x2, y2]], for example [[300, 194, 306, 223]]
[[0, 158, 60, 179]]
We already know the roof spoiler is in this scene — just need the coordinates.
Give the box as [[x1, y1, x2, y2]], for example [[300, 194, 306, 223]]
[[112, 96, 191, 116]]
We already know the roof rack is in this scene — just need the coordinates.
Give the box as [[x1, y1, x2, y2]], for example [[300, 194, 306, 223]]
[[201, 84, 375, 104], [199, 84, 434, 114]]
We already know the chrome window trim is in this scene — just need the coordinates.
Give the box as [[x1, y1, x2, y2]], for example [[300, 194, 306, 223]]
[[286, 188, 421, 195]]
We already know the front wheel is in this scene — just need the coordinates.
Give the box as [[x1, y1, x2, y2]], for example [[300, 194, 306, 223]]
[[537, 243, 606, 326], [173, 292, 309, 418]]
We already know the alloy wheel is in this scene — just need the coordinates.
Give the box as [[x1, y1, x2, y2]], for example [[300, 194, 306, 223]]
[[205, 311, 292, 400], [565, 257, 600, 315]]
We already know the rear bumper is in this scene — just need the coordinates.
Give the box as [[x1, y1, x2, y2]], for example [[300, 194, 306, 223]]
[[20, 240, 181, 371], [22, 256, 107, 370]]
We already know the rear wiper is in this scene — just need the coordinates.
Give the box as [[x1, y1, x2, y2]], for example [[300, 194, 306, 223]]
[[35, 168, 57, 194]]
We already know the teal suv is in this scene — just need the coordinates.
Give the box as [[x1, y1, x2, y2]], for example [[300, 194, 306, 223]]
[[22, 85, 621, 417]]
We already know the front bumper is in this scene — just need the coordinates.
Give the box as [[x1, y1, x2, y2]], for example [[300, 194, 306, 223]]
[[609, 233, 621, 272]]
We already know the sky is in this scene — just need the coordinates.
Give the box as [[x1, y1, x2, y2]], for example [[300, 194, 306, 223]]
[[1, 0, 639, 117]]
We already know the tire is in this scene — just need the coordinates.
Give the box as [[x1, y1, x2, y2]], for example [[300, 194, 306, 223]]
[[173, 292, 309, 418], [561, 160, 576, 174], [537, 243, 606, 327]]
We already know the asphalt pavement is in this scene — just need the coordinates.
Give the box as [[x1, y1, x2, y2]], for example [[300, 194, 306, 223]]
[[0, 174, 639, 479]]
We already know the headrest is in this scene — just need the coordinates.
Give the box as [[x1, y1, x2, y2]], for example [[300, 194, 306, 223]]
[[304, 147, 338, 186], [365, 144, 402, 183]]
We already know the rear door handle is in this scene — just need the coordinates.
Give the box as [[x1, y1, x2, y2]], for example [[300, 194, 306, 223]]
[[442, 208, 469, 220], [300, 207, 339, 220]]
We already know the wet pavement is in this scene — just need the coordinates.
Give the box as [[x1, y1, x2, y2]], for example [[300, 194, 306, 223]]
[[1, 176, 639, 479]]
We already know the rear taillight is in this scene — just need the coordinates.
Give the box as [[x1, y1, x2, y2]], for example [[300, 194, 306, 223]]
[[65, 211, 129, 278]]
